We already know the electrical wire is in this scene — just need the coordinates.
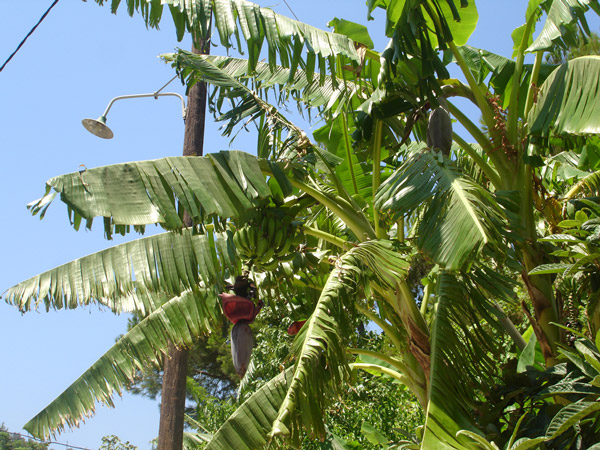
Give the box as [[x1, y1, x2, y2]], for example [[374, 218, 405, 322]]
[[0, 0, 60, 73], [282, 0, 300, 21], [5, 432, 94, 450], [154, 74, 179, 96]]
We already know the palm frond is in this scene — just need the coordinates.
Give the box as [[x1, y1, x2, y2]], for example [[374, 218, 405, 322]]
[[28, 151, 273, 237], [528, 56, 600, 137], [24, 289, 219, 439], [375, 146, 506, 270], [95, 0, 359, 78], [271, 240, 409, 442], [2, 229, 236, 315]]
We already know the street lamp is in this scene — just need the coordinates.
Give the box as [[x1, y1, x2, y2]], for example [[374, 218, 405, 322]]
[[82, 87, 186, 139]]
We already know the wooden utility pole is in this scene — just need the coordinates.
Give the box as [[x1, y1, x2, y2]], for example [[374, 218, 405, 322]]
[[157, 37, 210, 450]]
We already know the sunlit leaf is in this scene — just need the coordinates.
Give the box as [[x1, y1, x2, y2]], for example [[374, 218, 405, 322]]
[[2, 229, 236, 315], [529, 56, 600, 137], [95, 0, 359, 78], [545, 400, 600, 439], [24, 289, 220, 439], [527, 0, 600, 53], [205, 369, 293, 450], [28, 152, 273, 237], [375, 146, 506, 270], [271, 240, 408, 442]]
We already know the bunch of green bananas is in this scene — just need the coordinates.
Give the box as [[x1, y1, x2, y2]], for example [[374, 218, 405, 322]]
[[233, 214, 303, 271]]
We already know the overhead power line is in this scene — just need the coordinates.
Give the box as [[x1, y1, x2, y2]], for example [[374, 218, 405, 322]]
[[0, 0, 60, 73], [7, 432, 94, 450], [282, 0, 300, 21]]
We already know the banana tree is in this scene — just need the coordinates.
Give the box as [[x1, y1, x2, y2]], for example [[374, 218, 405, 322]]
[[5, 0, 600, 448]]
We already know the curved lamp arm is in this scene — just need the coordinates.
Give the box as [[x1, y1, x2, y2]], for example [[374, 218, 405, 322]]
[[101, 92, 187, 120], [82, 91, 187, 139]]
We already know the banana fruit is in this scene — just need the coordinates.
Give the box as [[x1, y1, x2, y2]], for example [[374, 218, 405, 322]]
[[232, 208, 305, 271]]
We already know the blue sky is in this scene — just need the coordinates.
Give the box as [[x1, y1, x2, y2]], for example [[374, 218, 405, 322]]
[[0, 1, 593, 449]]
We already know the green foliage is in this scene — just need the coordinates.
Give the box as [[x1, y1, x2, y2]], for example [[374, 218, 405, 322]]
[[528, 56, 600, 137], [94, 0, 358, 78], [127, 317, 238, 402], [545, 30, 600, 64], [164, 52, 359, 156], [99, 435, 138, 450], [8, 0, 600, 449], [472, 332, 600, 449], [27, 152, 275, 237], [271, 241, 410, 442], [324, 334, 425, 449], [185, 378, 238, 438], [527, 0, 600, 53], [0, 426, 47, 450], [375, 145, 507, 270], [184, 328, 426, 450], [3, 229, 238, 315], [531, 199, 600, 337]]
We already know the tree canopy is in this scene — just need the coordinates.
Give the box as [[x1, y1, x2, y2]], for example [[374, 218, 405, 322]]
[[5, 0, 600, 448], [0, 425, 47, 450]]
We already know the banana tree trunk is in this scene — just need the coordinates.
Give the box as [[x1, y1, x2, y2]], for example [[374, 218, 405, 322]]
[[157, 38, 210, 450], [518, 162, 560, 365], [520, 243, 560, 365]]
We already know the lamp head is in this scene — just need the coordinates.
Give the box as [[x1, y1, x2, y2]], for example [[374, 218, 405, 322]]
[[82, 115, 114, 139]]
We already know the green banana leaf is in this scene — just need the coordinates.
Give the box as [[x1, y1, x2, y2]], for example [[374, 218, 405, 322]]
[[528, 56, 600, 137], [368, 0, 477, 46], [527, 0, 600, 53], [28, 151, 273, 236], [456, 45, 557, 108], [167, 51, 359, 116], [271, 240, 409, 443], [2, 229, 236, 315], [422, 271, 504, 450], [313, 115, 374, 201], [164, 51, 359, 160], [366, 1, 477, 108], [24, 289, 220, 439], [328, 17, 375, 49], [205, 368, 293, 450], [94, 0, 359, 77], [375, 145, 506, 270]]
